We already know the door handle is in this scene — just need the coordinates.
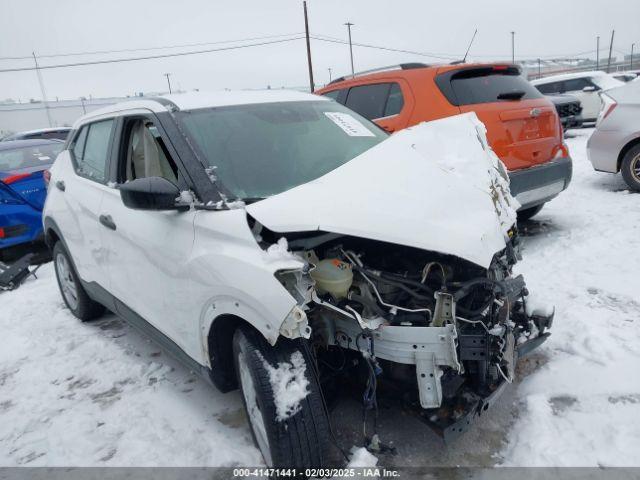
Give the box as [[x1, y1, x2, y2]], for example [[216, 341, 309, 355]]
[[55, 180, 65, 191], [99, 214, 116, 231]]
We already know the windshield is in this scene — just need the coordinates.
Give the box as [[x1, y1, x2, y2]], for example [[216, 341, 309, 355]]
[[0, 143, 63, 172], [178, 100, 387, 199]]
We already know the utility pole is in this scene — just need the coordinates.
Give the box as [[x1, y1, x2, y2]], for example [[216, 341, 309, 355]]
[[596, 36, 600, 69], [345, 22, 355, 75], [328, 67, 332, 83], [537, 58, 541, 78], [511, 31, 515, 64], [303, 1, 315, 92], [32, 52, 53, 127], [606, 30, 615, 73], [164, 73, 172, 94], [631, 43, 635, 70]]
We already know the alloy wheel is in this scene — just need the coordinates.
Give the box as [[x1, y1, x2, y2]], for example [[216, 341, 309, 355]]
[[56, 253, 79, 310]]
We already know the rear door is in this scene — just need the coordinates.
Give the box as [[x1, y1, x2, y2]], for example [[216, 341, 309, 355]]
[[51, 119, 115, 286], [436, 66, 560, 171]]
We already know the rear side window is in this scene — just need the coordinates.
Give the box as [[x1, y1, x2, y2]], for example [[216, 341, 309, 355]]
[[563, 78, 593, 92], [437, 67, 543, 106], [71, 119, 114, 183], [345, 84, 390, 119], [384, 83, 404, 116], [323, 90, 341, 101], [535, 82, 563, 94], [344, 83, 404, 120]]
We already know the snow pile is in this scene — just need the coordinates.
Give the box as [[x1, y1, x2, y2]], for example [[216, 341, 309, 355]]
[[258, 351, 310, 422], [347, 447, 378, 467], [500, 128, 640, 466]]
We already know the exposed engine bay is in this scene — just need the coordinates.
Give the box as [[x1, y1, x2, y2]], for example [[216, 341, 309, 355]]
[[258, 224, 554, 443]]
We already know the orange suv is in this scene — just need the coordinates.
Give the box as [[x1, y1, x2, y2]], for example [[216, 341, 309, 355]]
[[317, 63, 572, 219]]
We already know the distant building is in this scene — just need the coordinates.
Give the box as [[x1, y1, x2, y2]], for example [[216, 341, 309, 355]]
[[0, 97, 123, 138]]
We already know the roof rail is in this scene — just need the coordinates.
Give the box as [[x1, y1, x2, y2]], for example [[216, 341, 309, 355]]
[[328, 62, 429, 85], [149, 96, 180, 112]]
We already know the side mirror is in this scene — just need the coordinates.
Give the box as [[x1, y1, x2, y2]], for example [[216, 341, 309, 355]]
[[582, 86, 597, 93], [119, 177, 187, 211]]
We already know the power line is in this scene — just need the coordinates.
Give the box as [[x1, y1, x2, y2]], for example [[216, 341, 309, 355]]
[[0, 32, 305, 61], [312, 33, 600, 60], [311, 35, 457, 61], [0, 37, 305, 73]]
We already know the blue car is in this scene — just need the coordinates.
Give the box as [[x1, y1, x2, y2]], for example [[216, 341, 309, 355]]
[[0, 139, 64, 252]]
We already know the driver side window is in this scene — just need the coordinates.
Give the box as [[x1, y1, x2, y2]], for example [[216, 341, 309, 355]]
[[120, 118, 178, 184]]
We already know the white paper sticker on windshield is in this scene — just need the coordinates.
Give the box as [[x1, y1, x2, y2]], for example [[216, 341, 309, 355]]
[[324, 112, 375, 137], [38, 156, 51, 161]]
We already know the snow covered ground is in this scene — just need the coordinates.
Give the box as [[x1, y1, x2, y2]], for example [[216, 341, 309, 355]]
[[1, 128, 638, 467]]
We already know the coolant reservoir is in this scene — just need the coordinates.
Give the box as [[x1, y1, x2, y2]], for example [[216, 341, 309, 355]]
[[310, 259, 353, 300]]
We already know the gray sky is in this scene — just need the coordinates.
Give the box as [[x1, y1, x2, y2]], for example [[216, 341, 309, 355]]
[[0, 0, 637, 101]]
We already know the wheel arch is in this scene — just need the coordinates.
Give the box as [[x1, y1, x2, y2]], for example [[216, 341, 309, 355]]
[[43, 216, 63, 250], [617, 136, 640, 172], [205, 313, 265, 393]]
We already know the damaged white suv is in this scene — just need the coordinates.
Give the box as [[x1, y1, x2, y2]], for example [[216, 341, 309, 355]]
[[43, 91, 554, 467]]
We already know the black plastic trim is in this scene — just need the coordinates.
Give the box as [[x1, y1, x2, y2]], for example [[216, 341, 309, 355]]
[[508, 156, 573, 209]]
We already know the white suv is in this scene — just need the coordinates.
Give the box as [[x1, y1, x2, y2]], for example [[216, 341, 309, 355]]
[[532, 71, 624, 122], [43, 91, 553, 467]]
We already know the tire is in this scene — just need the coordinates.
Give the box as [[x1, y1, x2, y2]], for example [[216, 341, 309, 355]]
[[53, 242, 105, 321], [621, 145, 640, 192], [518, 204, 544, 221], [232, 327, 331, 468]]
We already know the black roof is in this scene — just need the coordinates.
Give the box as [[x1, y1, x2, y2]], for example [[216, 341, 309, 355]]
[[0, 138, 64, 151]]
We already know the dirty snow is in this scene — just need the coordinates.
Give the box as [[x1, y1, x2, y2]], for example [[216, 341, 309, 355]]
[[257, 351, 310, 422], [1, 128, 639, 467]]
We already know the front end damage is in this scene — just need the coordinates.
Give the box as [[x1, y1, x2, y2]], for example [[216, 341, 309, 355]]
[[244, 113, 554, 444], [265, 231, 553, 443]]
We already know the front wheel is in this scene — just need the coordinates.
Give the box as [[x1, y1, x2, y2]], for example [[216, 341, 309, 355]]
[[621, 145, 640, 192], [232, 327, 330, 468], [518, 204, 544, 221], [53, 242, 105, 321]]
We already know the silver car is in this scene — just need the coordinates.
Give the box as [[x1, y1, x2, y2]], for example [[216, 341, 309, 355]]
[[587, 81, 640, 191]]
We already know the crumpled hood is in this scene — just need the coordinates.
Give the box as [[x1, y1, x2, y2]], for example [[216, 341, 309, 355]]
[[246, 113, 519, 269]]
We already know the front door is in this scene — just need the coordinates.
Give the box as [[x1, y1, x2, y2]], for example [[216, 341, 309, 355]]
[[100, 114, 198, 355]]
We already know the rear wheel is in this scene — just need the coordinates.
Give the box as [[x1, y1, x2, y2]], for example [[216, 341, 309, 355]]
[[53, 242, 105, 321], [518, 204, 544, 221], [232, 327, 330, 468], [621, 145, 640, 192]]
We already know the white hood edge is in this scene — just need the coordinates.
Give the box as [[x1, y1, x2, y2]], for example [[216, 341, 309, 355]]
[[246, 113, 520, 269]]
